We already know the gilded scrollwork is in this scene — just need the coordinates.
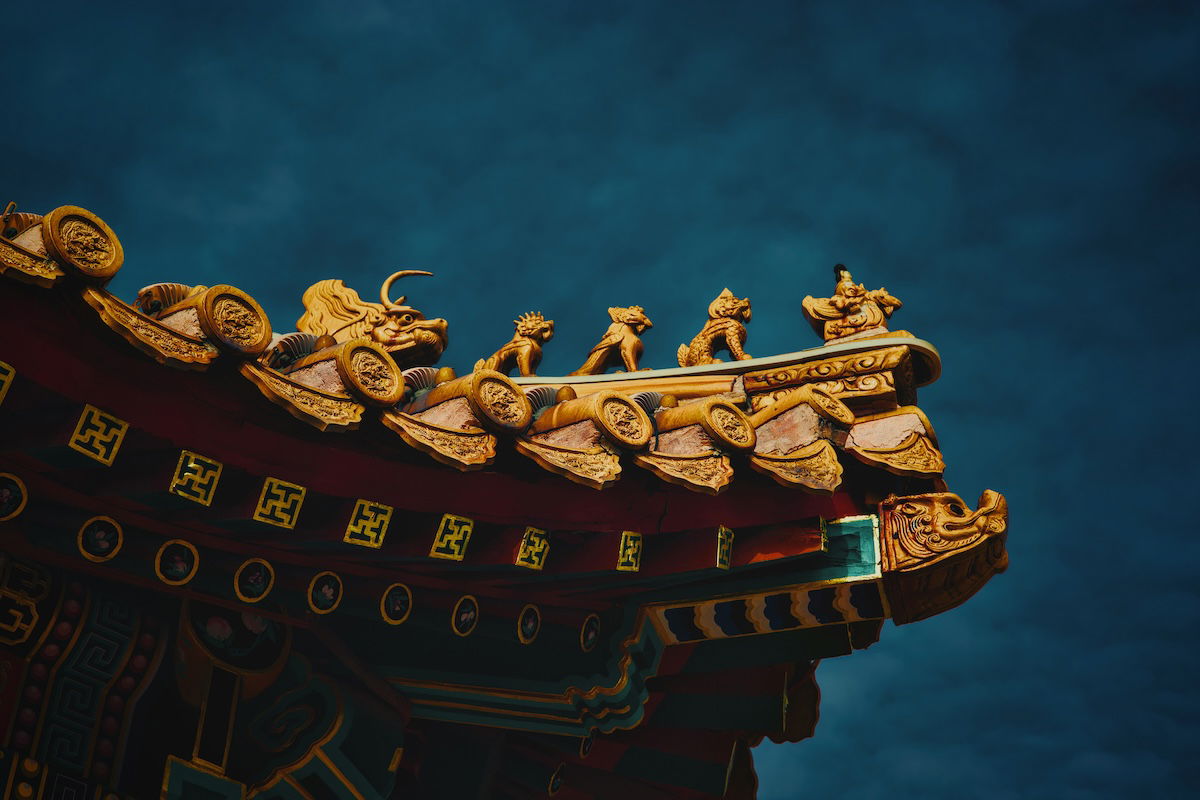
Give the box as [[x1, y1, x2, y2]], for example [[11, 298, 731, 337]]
[[381, 410, 497, 470], [634, 451, 734, 495], [708, 405, 754, 447], [847, 430, 944, 476], [514, 438, 621, 490], [82, 288, 218, 368], [744, 346, 908, 394], [0, 237, 63, 287], [211, 295, 266, 347], [600, 397, 650, 446], [41, 205, 124, 282], [750, 440, 843, 493], [240, 362, 364, 431], [475, 375, 528, 428]]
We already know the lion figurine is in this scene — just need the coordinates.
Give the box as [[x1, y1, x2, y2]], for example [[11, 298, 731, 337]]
[[569, 305, 653, 375], [677, 288, 752, 367], [475, 311, 555, 377]]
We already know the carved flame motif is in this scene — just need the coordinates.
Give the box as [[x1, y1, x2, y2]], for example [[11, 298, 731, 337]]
[[297, 271, 448, 369]]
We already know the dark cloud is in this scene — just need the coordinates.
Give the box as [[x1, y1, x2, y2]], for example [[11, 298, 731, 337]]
[[8, 1, 1197, 796]]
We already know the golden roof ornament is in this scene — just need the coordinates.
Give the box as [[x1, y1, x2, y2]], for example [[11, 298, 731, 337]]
[[802, 264, 902, 342], [569, 305, 653, 376], [296, 270, 449, 368], [677, 288, 752, 367], [475, 311, 555, 377]]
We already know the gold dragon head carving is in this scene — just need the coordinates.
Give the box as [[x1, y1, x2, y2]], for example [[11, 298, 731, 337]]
[[880, 489, 1009, 624], [297, 270, 449, 368], [878, 491, 1008, 573]]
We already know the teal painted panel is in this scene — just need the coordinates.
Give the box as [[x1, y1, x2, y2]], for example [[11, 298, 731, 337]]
[[637, 514, 880, 605], [162, 758, 245, 800]]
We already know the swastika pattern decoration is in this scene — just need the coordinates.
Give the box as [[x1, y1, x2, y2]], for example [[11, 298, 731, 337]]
[[617, 531, 643, 572], [430, 514, 474, 561], [68, 404, 129, 466], [253, 477, 306, 529], [169, 451, 223, 506], [716, 526, 734, 570], [344, 500, 394, 549], [515, 527, 550, 570]]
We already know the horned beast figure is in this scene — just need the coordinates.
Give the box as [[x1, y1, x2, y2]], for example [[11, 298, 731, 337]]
[[475, 311, 555, 377], [569, 305, 653, 375], [677, 289, 752, 367], [296, 270, 449, 368]]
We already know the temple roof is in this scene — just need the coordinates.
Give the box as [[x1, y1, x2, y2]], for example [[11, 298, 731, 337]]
[[0, 202, 1009, 799]]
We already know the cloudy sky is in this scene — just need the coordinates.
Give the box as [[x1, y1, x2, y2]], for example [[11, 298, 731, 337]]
[[9, 1, 1196, 797]]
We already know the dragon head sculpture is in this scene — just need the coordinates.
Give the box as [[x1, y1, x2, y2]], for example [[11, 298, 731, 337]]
[[297, 270, 449, 368], [880, 489, 1009, 624]]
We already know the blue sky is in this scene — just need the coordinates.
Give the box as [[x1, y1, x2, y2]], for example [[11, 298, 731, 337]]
[[8, 2, 1197, 796]]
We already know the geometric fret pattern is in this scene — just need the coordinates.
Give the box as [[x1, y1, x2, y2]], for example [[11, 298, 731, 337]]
[[429, 514, 474, 561], [515, 527, 550, 570], [616, 531, 642, 572], [716, 525, 734, 570], [39, 592, 136, 777], [253, 476, 306, 529], [67, 404, 128, 466], [343, 499, 393, 549], [168, 450, 223, 506]]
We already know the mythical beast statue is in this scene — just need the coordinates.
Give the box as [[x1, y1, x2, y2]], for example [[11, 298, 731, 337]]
[[569, 305, 653, 375], [475, 311, 555, 377], [802, 264, 902, 341], [677, 288, 753, 367], [296, 270, 448, 368]]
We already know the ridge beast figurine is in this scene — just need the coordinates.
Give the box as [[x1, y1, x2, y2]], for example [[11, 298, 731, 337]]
[[677, 288, 753, 367], [569, 305, 653, 375], [802, 263, 902, 341], [475, 311, 555, 376]]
